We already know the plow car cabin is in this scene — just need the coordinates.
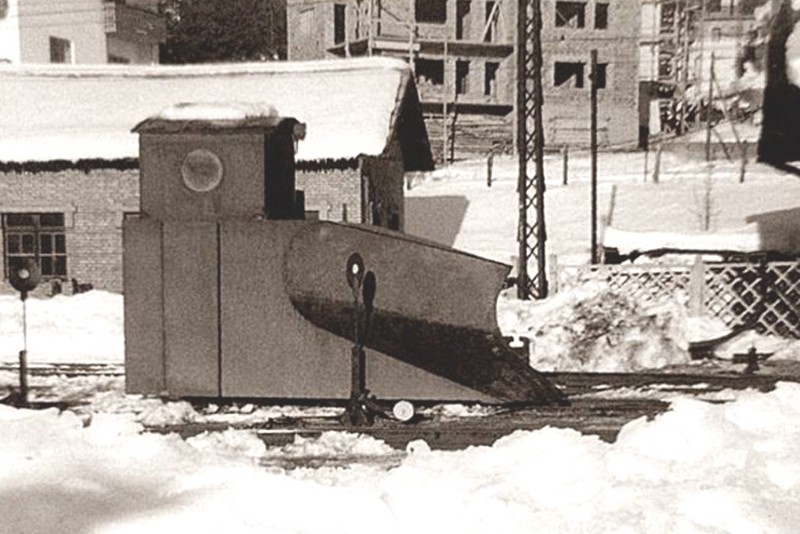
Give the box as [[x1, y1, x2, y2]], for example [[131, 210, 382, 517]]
[[0, 57, 433, 294]]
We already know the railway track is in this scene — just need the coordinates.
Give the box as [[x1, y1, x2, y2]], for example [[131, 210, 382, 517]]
[[5, 363, 799, 454]]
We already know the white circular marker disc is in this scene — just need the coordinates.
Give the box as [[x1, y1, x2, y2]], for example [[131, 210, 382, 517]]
[[392, 400, 415, 422]]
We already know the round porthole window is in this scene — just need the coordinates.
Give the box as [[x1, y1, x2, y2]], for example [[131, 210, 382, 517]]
[[181, 149, 223, 193]]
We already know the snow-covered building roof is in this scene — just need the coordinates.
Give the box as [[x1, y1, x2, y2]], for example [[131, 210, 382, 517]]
[[0, 57, 433, 171]]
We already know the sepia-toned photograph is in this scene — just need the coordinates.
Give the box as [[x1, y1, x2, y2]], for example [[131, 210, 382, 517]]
[[1, 0, 799, 532]]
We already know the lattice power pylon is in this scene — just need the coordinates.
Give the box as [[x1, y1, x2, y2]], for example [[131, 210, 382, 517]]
[[516, 0, 547, 300]]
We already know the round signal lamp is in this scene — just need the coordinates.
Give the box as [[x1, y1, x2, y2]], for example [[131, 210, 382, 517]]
[[181, 149, 223, 193]]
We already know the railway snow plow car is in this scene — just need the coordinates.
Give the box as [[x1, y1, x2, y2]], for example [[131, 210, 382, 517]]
[[123, 104, 565, 406]]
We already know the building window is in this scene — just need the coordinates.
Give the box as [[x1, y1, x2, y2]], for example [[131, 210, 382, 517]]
[[456, 60, 470, 95], [388, 205, 401, 231], [49, 37, 72, 64], [555, 2, 585, 28], [416, 0, 446, 24], [594, 3, 608, 29], [456, 0, 471, 40], [415, 59, 444, 85], [371, 202, 383, 226], [108, 54, 130, 64], [484, 61, 499, 96], [593, 63, 607, 89], [334, 4, 346, 44], [3, 213, 67, 278], [706, 0, 722, 13], [554, 62, 584, 88], [484, 1, 498, 42]]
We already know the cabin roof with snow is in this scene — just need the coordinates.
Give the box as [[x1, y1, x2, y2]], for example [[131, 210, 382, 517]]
[[0, 57, 433, 172]]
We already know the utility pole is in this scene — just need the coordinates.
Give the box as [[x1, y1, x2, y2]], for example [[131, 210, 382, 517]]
[[367, 0, 374, 56], [705, 52, 715, 161], [443, 23, 449, 165], [516, 0, 547, 299], [590, 49, 599, 264]]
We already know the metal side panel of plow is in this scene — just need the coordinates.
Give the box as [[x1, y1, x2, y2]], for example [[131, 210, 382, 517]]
[[123, 218, 165, 394], [219, 220, 350, 399], [162, 222, 220, 396], [284, 222, 566, 404], [218, 221, 492, 401]]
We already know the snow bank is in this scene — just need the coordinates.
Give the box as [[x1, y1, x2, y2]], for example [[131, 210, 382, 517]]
[[3, 384, 800, 533], [499, 286, 691, 372], [0, 291, 123, 364]]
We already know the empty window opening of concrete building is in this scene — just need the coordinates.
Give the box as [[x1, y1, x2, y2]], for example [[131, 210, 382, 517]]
[[3, 213, 67, 277], [706, 0, 722, 12], [593, 63, 607, 89], [555, 2, 585, 28], [554, 62, 585, 88], [49, 37, 73, 64], [484, 1, 498, 42], [456, 60, 470, 94], [416, 59, 445, 85], [595, 3, 608, 29], [334, 4, 346, 44], [456, 1, 471, 39], [484, 61, 499, 96], [416, 0, 447, 24]]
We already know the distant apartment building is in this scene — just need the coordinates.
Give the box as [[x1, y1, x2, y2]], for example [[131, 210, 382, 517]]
[[0, 0, 166, 64], [287, 0, 640, 159], [639, 0, 758, 138]]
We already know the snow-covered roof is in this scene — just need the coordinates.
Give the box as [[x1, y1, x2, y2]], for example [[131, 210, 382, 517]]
[[0, 57, 433, 170]]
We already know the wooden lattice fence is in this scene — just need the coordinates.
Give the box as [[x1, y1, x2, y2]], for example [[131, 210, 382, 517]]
[[555, 260, 800, 339]]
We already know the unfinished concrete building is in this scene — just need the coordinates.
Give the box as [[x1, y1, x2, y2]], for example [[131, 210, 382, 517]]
[[287, 0, 640, 160], [639, 0, 759, 140]]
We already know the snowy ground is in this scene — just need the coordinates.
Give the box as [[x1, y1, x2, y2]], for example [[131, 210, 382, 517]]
[[3, 150, 800, 533]]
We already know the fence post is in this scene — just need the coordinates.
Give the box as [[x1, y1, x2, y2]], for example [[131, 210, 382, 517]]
[[548, 254, 560, 294], [487, 151, 494, 187], [688, 255, 705, 316], [562, 145, 569, 186], [652, 142, 662, 184], [739, 140, 748, 184]]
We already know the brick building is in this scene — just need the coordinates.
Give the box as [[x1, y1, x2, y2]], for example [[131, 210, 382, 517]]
[[286, 0, 640, 159], [0, 58, 433, 293]]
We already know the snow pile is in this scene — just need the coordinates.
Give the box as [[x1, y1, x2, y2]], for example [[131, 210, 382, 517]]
[[0, 291, 123, 364], [3, 384, 800, 532], [499, 286, 691, 372], [261, 431, 394, 459]]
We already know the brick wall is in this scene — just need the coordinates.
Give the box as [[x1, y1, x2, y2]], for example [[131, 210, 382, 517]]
[[296, 167, 363, 223], [0, 169, 139, 293]]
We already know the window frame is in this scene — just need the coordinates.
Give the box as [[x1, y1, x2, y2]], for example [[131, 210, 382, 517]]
[[2, 213, 68, 279], [334, 3, 346, 45], [415, 0, 447, 24], [594, 3, 608, 30], [555, 1, 586, 29], [49, 36, 73, 64], [554, 61, 585, 89]]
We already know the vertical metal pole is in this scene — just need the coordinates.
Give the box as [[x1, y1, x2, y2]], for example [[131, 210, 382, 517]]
[[562, 145, 569, 186], [19, 294, 28, 405], [590, 49, 599, 264], [705, 52, 715, 161], [516, 0, 528, 298], [443, 20, 449, 165], [679, 0, 690, 135], [516, 0, 547, 299], [367, 0, 374, 56]]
